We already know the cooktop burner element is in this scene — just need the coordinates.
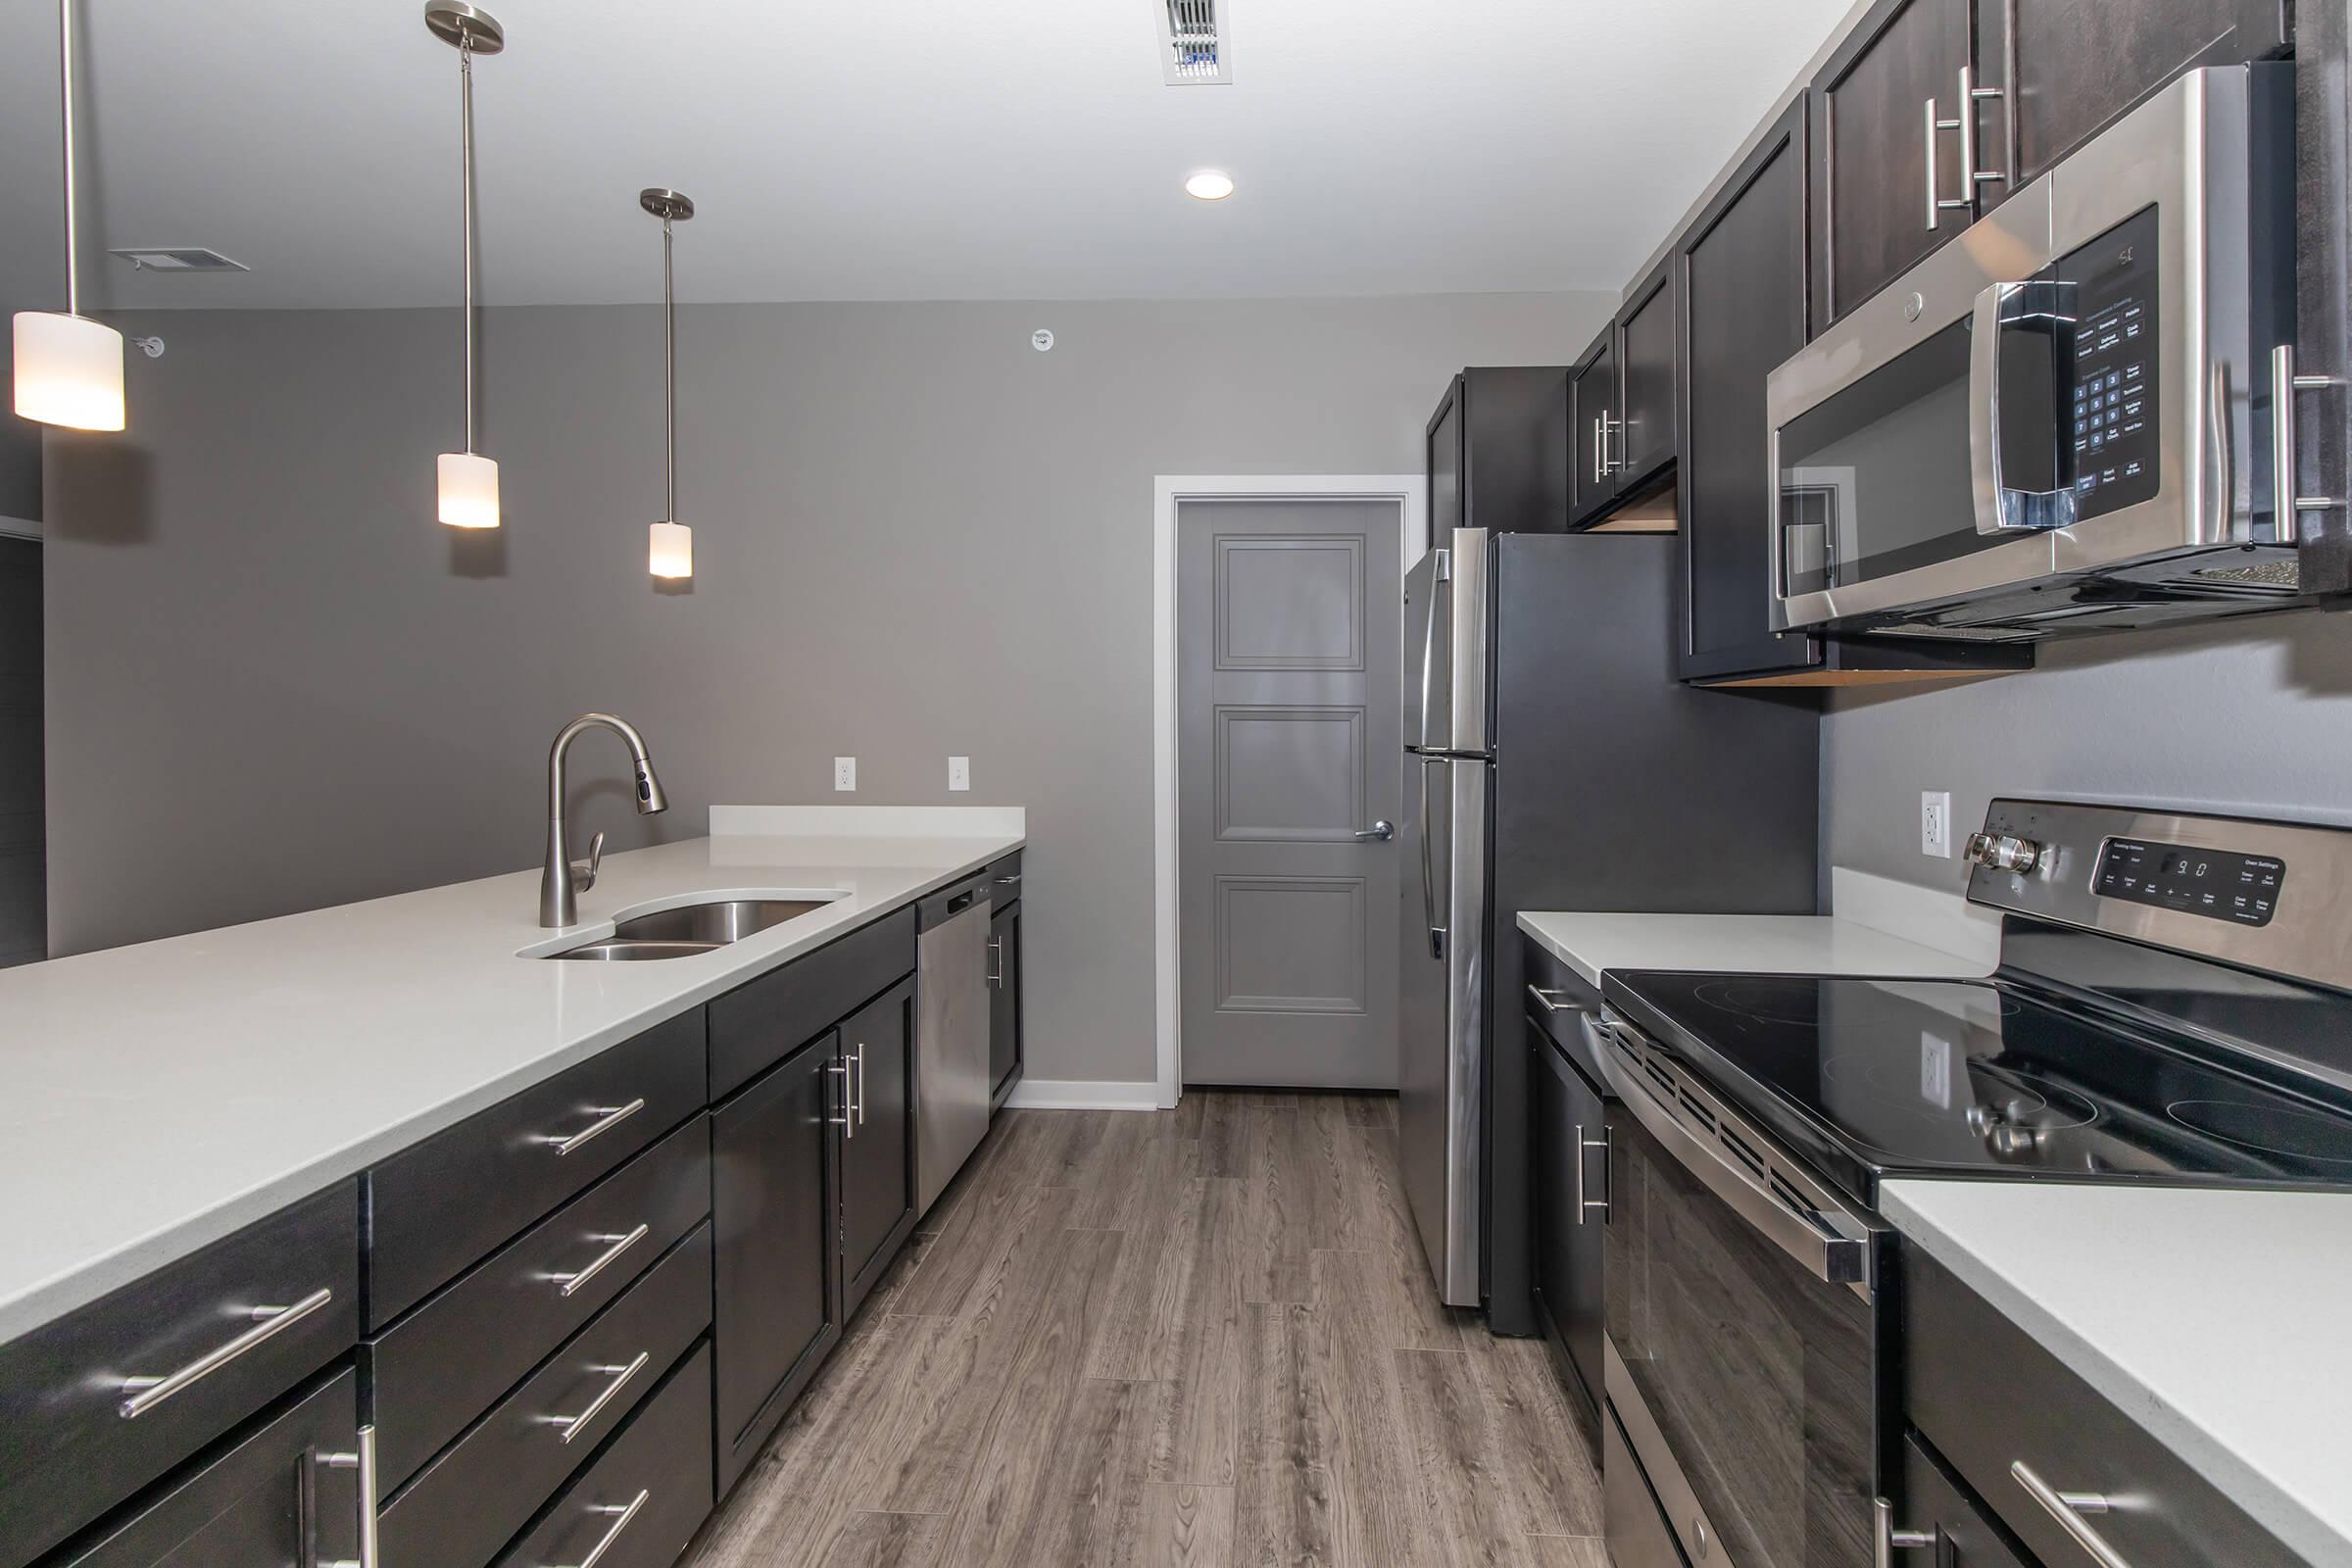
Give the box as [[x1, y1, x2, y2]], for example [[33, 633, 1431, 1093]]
[[2166, 1100, 2352, 1164]]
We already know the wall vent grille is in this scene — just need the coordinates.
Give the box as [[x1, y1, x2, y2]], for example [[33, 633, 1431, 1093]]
[[108, 247, 249, 273], [1156, 0, 1230, 84]]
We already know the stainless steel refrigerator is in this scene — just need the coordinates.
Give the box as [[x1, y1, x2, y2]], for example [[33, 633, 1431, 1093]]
[[1399, 527, 1820, 1320]]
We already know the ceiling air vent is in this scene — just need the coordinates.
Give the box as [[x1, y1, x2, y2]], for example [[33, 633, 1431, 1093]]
[[1155, 0, 1230, 84], [108, 247, 249, 273]]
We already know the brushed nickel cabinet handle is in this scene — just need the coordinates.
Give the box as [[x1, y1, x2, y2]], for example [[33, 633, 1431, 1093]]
[[117, 1286, 334, 1419], [551, 1224, 649, 1298], [536, 1099, 645, 1157], [1874, 1496, 1936, 1568], [318, 1422, 379, 1568], [987, 937, 1004, 986], [829, 1059, 854, 1136], [553, 1489, 650, 1568], [2273, 343, 2348, 533], [548, 1350, 650, 1445], [2011, 1460, 2131, 1568], [1573, 1124, 1611, 1225], [1925, 94, 1970, 228], [853, 1044, 866, 1126]]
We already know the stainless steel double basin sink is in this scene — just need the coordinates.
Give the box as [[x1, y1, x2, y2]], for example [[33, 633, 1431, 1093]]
[[547, 899, 829, 960]]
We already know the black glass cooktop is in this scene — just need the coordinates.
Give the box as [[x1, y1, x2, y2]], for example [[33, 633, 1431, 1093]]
[[1600, 970, 2352, 1204]]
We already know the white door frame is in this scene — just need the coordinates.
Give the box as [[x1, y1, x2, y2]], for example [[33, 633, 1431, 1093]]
[[1152, 474, 1429, 1109]]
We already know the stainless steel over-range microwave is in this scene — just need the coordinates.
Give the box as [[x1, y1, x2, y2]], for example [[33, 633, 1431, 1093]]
[[1766, 65, 2304, 641]]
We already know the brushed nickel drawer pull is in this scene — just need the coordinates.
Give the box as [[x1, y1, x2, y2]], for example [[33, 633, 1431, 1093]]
[[552, 1224, 650, 1298], [117, 1286, 334, 1419], [2011, 1460, 2131, 1568], [318, 1422, 379, 1568], [537, 1099, 646, 1156], [549, 1350, 650, 1445], [555, 1489, 650, 1568]]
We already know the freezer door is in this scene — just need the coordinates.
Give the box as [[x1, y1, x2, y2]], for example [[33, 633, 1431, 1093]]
[[1446, 528, 1492, 756], [1398, 751, 1487, 1308]]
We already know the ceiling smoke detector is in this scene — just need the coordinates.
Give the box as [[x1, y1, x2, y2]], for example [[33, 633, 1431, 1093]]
[[109, 248, 249, 273], [1155, 0, 1230, 84]]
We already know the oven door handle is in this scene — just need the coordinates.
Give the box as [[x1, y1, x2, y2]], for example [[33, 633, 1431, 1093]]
[[1587, 1017, 1871, 1289]]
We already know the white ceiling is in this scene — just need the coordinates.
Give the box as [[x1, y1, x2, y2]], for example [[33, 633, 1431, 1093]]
[[1, 0, 1857, 310]]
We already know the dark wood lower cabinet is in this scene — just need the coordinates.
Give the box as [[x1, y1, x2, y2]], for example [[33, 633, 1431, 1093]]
[[989, 899, 1023, 1102], [50, 1369, 362, 1568], [1527, 1006, 1607, 1430], [711, 1033, 843, 1492], [1896, 1429, 2035, 1568], [840, 978, 917, 1318]]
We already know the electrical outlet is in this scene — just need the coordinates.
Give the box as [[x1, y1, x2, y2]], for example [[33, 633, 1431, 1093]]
[[1921, 790, 1953, 858], [834, 757, 857, 792], [948, 756, 970, 793]]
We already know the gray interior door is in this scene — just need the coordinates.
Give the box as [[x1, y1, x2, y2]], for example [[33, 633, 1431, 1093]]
[[1178, 497, 1402, 1089]]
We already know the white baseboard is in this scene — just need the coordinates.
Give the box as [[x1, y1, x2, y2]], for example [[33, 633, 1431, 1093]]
[[710, 804, 1026, 838], [1003, 1078, 1162, 1112]]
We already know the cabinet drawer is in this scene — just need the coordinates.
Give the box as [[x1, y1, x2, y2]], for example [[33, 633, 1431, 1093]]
[[984, 850, 1024, 902], [368, 1008, 707, 1328], [0, 1183, 359, 1568], [709, 906, 914, 1099], [379, 1223, 712, 1568], [368, 1114, 710, 1494], [49, 1367, 364, 1568], [1904, 1248, 2304, 1568], [494, 1341, 714, 1568]]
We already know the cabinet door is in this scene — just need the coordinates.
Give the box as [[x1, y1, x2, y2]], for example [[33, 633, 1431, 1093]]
[[1896, 1430, 2034, 1568], [840, 977, 916, 1316], [54, 1370, 363, 1568], [1615, 260, 1678, 489], [1567, 329, 1620, 522], [1812, 0, 1975, 328], [1528, 1014, 1607, 1416], [989, 902, 1022, 1097], [2007, 0, 2288, 183], [1677, 98, 1822, 682], [710, 1033, 842, 1490], [1427, 379, 1465, 542]]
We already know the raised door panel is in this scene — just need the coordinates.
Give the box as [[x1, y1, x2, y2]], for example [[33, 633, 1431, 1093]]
[[2008, 0, 2288, 182], [1214, 534, 1365, 671], [710, 1034, 840, 1489], [1814, 0, 1975, 327], [1678, 99, 1823, 681], [1568, 329, 1620, 521], [1214, 706, 1366, 842], [1616, 263, 1678, 487], [839, 978, 915, 1315]]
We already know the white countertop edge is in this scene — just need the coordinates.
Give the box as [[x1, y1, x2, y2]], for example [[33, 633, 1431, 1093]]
[[0, 830, 1022, 1345], [710, 804, 1028, 838], [1513, 910, 1988, 990], [1881, 1183, 2352, 1568]]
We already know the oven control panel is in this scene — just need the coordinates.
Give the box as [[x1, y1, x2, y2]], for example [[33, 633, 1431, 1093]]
[[2058, 205, 2162, 519], [2095, 837, 2283, 926]]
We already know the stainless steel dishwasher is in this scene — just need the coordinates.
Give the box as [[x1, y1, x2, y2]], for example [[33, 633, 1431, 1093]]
[[915, 874, 994, 1212]]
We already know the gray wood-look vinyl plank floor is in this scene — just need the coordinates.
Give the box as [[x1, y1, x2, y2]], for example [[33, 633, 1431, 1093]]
[[678, 1091, 1603, 1568]]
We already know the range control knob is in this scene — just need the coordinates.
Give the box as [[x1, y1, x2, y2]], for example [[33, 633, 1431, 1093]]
[[1964, 832, 2045, 874]]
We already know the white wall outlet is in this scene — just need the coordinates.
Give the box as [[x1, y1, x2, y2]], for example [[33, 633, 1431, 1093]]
[[834, 757, 857, 792], [948, 756, 971, 793], [1921, 790, 1953, 858]]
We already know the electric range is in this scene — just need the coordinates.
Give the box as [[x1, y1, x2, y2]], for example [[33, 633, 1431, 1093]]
[[1585, 799, 2352, 1568]]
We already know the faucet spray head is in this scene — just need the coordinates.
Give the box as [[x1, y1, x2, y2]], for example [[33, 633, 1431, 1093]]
[[634, 758, 669, 814]]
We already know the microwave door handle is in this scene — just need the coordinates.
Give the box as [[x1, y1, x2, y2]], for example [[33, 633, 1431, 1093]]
[[1969, 280, 2014, 535]]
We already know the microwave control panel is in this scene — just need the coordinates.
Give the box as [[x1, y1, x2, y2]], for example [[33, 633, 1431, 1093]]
[[2095, 836, 2283, 927], [2058, 205, 2162, 519]]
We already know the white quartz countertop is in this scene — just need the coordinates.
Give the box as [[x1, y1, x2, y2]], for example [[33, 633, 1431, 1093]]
[[1882, 1181, 2352, 1567], [1516, 909, 1988, 989], [0, 826, 1021, 1345]]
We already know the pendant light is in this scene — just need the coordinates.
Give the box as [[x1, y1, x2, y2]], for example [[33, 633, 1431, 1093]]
[[13, 0, 125, 432], [641, 188, 695, 580], [426, 3, 504, 528]]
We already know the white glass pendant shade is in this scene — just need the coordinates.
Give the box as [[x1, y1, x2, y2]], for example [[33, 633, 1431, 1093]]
[[649, 520, 693, 579], [13, 311, 124, 431], [437, 451, 501, 529]]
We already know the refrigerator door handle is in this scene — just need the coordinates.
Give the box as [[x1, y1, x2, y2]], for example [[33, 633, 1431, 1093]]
[[1416, 550, 1446, 755], [1419, 755, 1446, 959]]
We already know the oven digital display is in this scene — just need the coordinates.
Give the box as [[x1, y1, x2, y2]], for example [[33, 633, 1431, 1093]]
[[2095, 838, 2283, 926]]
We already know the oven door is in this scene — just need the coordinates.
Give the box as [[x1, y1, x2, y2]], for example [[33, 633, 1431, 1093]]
[[1594, 1014, 1884, 1568]]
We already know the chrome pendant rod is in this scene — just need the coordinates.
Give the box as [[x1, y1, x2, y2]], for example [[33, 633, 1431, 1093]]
[[662, 212, 675, 519], [58, 0, 79, 317], [458, 30, 476, 453]]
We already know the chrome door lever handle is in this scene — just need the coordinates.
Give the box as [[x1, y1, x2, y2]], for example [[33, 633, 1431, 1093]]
[[1352, 819, 1396, 842]]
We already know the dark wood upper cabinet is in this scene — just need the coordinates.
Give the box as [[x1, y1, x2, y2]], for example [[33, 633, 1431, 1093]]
[[1676, 99, 1817, 682], [1615, 257, 1678, 491], [1567, 328, 1620, 522], [2006, 0, 2290, 184], [1435, 367, 1572, 534], [1811, 0, 1981, 328]]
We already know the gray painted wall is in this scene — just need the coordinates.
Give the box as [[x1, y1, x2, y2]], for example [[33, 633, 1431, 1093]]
[[1823, 609, 2352, 888], [44, 290, 1613, 1088]]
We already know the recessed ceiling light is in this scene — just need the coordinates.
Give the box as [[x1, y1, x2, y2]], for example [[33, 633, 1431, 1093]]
[[1184, 171, 1236, 201]]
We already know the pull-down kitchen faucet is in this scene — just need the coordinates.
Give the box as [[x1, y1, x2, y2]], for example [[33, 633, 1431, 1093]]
[[541, 712, 669, 927]]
